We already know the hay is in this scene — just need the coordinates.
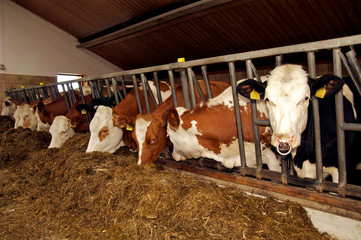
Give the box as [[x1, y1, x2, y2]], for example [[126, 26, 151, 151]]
[[0, 118, 332, 239]]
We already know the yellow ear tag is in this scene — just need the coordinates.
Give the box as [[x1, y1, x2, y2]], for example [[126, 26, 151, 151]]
[[250, 89, 261, 100], [126, 124, 133, 131], [315, 85, 326, 99], [177, 57, 185, 62], [81, 109, 87, 115], [120, 124, 125, 128]]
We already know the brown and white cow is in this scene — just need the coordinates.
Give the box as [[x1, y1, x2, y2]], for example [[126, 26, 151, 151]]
[[1, 97, 18, 117], [48, 95, 93, 148], [166, 76, 281, 170], [86, 81, 171, 153], [13, 103, 38, 130], [134, 81, 231, 165]]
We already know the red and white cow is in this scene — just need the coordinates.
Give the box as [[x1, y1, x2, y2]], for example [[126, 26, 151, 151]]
[[166, 76, 281, 170], [86, 81, 171, 153], [48, 95, 93, 148], [1, 97, 18, 117], [237, 64, 361, 183], [134, 81, 230, 165], [13, 103, 38, 130]]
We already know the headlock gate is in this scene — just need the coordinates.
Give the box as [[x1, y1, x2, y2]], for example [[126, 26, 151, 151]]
[[6, 34, 361, 220]]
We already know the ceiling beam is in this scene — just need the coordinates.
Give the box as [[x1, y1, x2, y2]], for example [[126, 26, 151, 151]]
[[77, 0, 235, 49]]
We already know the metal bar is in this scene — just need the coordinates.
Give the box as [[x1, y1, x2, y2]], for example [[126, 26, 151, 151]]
[[61, 84, 70, 111], [105, 79, 112, 97], [180, 69, 192, 109], [229, 61, 247, 173], [339, 51, 361, 97], [308, 51, 323, 192], [142, 75, 158, 108], [153, 72, 163, 104], [191, 69, 207, 102], [78, 84, 90, 126], [113, 78, 124, 101], [201, 65, 213, 98], [346, 46, 361, 86], [246, 60, 263, 178], [111, 78, 120, 104], [168, 70, 178, 107], [342, 123, 361, 131], [120, 76, 127, 98], [186, 67, 197, 108], [132, 75, 143, 114], [141, 74, 152, 113], [333, 48, 347, 197], [67, 83, 76, 106], [275, 55, 283, 66], [97, 80, 103, 98]]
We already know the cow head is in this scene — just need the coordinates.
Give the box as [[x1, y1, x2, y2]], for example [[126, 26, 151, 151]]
[[237, 64, 344, 155], [86, 106, 125, 153], [133, 110, 169, 165], [13, 104, 38, 130], [1, 97, 17, 116], [48, 116, 76, 148]]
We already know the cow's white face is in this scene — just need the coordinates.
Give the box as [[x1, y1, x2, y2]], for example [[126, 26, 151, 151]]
[[48, 116, 75, 148], [14, 104, 38, 130], [86, 106, 124, 153], [264, 65, 311, 153], [1, 97, 17, 116]]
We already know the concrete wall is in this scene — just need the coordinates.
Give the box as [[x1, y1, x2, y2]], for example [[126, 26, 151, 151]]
[[0, 0, 122, 106]]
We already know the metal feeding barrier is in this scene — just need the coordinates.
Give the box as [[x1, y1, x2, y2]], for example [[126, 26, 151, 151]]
[[6, 34, 361, 220]]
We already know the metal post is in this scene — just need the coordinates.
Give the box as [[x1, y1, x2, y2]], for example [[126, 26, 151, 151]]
[[229, 61, 247, 174], [153, 72, 163, 104], [132, 75, 143, 114], [180, 69, 192, 110], [190, 69, 207, 102], [186, 67, 197, 108], [276, 55, 283, 66], [246, 60, 263, 179], [333, 48, 347, 197], [346, 46, 361, 85], [105, 79, 112, 97], [111, 78, 120, 104], [61, 84, 70, 111], [339, 51, 361, 97], [201, 65, 213, 98], [168, 70, 178, 107], [120, 76, 127, 97], [78, 84, 90, 126], [141, 74, 152, 113], [308, 51, 323, 192]]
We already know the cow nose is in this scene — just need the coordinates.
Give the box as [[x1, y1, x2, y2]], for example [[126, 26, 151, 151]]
[[274, 136, 295, 156]]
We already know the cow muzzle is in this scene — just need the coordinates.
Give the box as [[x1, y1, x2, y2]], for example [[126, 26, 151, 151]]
[[276, 138, 293, 156]]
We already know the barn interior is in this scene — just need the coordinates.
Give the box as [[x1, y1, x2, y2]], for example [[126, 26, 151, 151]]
[[1, 0, 361, 239]]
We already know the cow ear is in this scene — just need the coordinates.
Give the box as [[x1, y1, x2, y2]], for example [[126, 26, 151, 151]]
[[237, 79, 266, 100], [76, 104, 90, 114], [167, 108, 180, 129], [311, 74, 345, 99]]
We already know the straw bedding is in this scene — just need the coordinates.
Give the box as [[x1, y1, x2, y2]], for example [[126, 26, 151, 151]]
[[0, 116, 332, 239]]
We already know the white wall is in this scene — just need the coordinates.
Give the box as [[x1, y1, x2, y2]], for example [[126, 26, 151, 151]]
[[0, 0, 121, 77]]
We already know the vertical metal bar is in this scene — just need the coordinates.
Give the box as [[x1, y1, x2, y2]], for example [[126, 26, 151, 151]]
[[180, 69, 192, 109], [186, 67, 197, 108], [141, 74, 152, 114], [339, 51, 361, 97], [246, 60, 263, 179], [346, 46, 361, 85], [333, 48, 347, 197], [142, 74, 158, 108], [201, 65, 213, 98], [120, 76, 127, 97], [97, 80, 103, 98], [229, 61, 247, 174], [105, 79, 112, 97], [276, 55, 283, 66], [153, 72, 163, 104], [132, 75, 143, 114], [78, 84, 90, 125], [308, 52, 323, 192], [168, 70, 178, 107], [35, 88, 41, 100], [61, 84, 70, 111], [111, 78, 120, 104], [67, 83, 76, 106], [190, 69, 207, 102], [54, 86, 60, 99], [49, 87, 55, 101]]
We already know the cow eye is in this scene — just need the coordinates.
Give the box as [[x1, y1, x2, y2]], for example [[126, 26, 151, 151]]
[[61, 131, 66, 135], [265, 98, 269, 102], [150, 137, 158, 145]]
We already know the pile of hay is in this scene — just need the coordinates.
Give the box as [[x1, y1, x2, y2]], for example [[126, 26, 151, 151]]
[[0, 118, 331, 239]]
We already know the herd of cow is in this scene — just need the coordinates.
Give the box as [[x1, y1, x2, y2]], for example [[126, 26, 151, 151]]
[[2, 64, 361, 184]]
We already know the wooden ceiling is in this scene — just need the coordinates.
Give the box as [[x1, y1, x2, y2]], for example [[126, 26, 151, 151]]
[[11, 0, 361, 70]]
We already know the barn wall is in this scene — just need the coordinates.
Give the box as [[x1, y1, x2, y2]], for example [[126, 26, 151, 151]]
[[0, 0, 122, 106]]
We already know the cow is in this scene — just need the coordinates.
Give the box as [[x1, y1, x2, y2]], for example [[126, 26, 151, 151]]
[[48, 95, 117, 148], [134, 80, 231, 165], [237, 64, 361, 183], [166, 76, 281, 171], [13, 104, 38, 130], [1, 97, 17, 117], [86, 81, 171, 153]]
